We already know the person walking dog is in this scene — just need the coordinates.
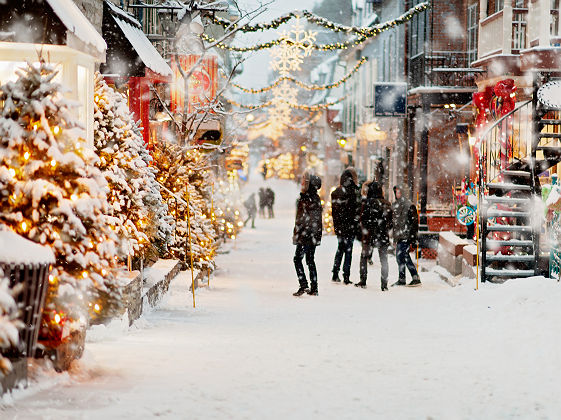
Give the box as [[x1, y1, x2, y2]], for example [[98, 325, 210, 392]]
[[391, 185, 421, 287], [292, 172, 323, 296], [330, 167, 360, 285], [356, 182, 393, 290]]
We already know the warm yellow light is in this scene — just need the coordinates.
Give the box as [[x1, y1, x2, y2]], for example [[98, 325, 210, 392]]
[[301, 146, 307, 151], [49, 274, 55, 284], [23, 151, 30, 160], [54, 314, 61, 324], [101, 268, 107, 276], [94, 303, 101, 313], [82, 271, 88, 278], [50, 159, 57, 167], [21, 221, 28, 232], [52, 126, 61, 135], [8, 168, 16, 177], [71, 194, 78, 201]]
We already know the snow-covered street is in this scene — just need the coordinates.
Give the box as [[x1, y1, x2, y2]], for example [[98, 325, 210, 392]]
[[3, 178, 561, 419]]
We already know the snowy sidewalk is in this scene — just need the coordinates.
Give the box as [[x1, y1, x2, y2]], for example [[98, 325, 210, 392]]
[[3, 178, 561, 419]]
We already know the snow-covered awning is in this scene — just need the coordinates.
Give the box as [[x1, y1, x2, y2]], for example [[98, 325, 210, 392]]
[[46, 0, 106, 58], [106, 1, 172, 78], [0, 229, 55, 266]]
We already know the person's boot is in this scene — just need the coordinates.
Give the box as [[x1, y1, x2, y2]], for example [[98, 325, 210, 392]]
[[332, 272, 341, 282], [307, 282, 318, 295], [343, 276, 352, 285], [293, 286, 309, 296], [391, 279, 406, 287], [408, 275, 421, 287], [355, 280, 367, 288], [381, 280, 388, 291]]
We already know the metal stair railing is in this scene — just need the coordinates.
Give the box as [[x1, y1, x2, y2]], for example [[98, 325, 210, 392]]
[[477, 99, 534, 282]]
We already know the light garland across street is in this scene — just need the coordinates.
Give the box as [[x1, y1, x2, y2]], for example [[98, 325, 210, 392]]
[[204, 2, 429, 52], [231, 57, 368, 94]]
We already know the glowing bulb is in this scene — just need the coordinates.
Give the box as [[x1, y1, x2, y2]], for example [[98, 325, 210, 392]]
[[21, 221, 27, 232], [8, 168, 15, 177], [94, 303, 101, 313], [52, 126, 61, 135], [49, 274, 55, 284], [50, 159, 56, 167], [54, 314, 61, 324], [101, 268, 107, 276], [23, 151, 30, 160], [71, 194, 78, 201], [82, 271, 88, 278]]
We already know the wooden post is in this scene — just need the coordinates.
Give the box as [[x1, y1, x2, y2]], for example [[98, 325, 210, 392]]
[[186, 194, 196, 308]]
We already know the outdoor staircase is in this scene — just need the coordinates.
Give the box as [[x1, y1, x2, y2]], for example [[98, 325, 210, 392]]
[[479, 80, 561, 282]]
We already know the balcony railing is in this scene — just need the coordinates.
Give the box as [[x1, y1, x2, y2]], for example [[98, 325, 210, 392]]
[[512, 8, 528, 51], [408, 51, 483, 89]]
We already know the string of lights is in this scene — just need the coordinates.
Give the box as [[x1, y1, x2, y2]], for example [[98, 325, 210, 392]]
[[231, 57, 367, 94], [204, 3, 429, 52], [211, 2, 429, 37], [225, 96, 346, 111]]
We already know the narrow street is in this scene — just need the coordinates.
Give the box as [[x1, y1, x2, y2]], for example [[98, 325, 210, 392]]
[[2, 178, 561, 419]]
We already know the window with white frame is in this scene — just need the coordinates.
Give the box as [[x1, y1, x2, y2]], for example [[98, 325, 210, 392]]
[[467, 3, 478, 64], [495, 0, 504, 13]]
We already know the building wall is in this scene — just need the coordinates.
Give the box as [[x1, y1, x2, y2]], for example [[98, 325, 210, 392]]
[[72, 0, 104, 34]]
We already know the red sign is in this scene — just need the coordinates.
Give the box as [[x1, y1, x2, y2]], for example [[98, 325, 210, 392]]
[[171, 55, 218, 114]]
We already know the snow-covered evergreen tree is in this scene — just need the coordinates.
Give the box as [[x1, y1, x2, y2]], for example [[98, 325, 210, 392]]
[[0, 62, 121, 339], [151, 142, 216, 271], [93, 74, 173, 263], [0, 268, 22, 376]]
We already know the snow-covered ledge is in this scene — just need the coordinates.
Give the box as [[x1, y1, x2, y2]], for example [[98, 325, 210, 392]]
[[0, 229, 54, 266]]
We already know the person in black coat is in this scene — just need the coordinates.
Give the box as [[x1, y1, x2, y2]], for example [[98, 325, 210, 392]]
[[391, 185, 420, 286], [292, 172, 323, 296], [258, 188, 266, 217], [330, 167, 360, 284], [265, 187, 275, 218], [243, 193, 257, 228], [356, 182, 393, 290]]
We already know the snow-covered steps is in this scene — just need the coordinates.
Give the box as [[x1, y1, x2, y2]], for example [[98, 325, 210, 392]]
[[486, 225, 533, 232], [486, 239, 534, 247], [487, 183, 532, 191], [486, 254, 534, 262], [485, 268, 535, 277], [502, 170, 531, 178], [486, 210, 530, 218], [485, 196, 530, 205]]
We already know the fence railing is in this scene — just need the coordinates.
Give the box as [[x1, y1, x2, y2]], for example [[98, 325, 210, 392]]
[[408, 51, 483, 88], [478, 100, 533, 187]]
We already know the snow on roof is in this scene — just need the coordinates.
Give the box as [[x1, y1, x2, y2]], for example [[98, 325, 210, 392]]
[[108, 3, 172, 77], [46, 0, 106, 55], [0, 229, 55, 266]]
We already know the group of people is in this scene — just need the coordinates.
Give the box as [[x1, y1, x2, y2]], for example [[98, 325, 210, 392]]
[[292, 168, 420, 297], [243, 187, 275, 229]]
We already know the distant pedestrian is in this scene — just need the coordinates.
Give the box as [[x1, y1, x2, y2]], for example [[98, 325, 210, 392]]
[[330, 167, 360, 285], [265, 187, 275, 218], [356, 182, 393, 290], [391, 185, 421, 286], [243, 193, 257, 229], [258, 188, 266, 217], [361, 181, 374, 266], [261, 162, 268, 179], [292, 172, 323, 296]]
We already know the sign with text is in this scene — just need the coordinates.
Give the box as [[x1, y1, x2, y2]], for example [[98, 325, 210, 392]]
[[373, 82, 407, 117]]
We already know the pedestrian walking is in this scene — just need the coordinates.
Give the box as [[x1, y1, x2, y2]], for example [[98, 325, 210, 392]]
[[243, 193, 257, 228], [330, 167, 360, 285], [292, 172, 323, 296], [360, 181, 374, 266], [258, 188, 266, 217], [391, 185, 421, 286], [265, 187, 275, 218], [356, 182, 393, 290]]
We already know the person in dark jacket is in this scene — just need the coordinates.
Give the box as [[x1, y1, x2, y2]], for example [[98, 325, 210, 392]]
[[258, 188, 266, 217], [391, 185, 421, 286], [292, 172, 323, 296], [330, 167, 360, 284], [265, 187, 275, 218], [243, 193, 257, 228], [356, 182, 393, 290]]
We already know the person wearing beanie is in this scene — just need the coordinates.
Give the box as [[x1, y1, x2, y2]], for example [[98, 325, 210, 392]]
[[391, 185, 421, 286], [292, 171, 323, 296], [330, 167, 361, 284], [356, 182, 393, 290]]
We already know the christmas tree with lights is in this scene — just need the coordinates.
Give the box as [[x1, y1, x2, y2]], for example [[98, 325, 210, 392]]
[[151, 142, 216, 271], [0, 62, 121, 341], [93, 74, 173, 264]]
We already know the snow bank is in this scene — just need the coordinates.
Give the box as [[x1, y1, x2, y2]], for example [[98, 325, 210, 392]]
[[0, 229, 54, 265]]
